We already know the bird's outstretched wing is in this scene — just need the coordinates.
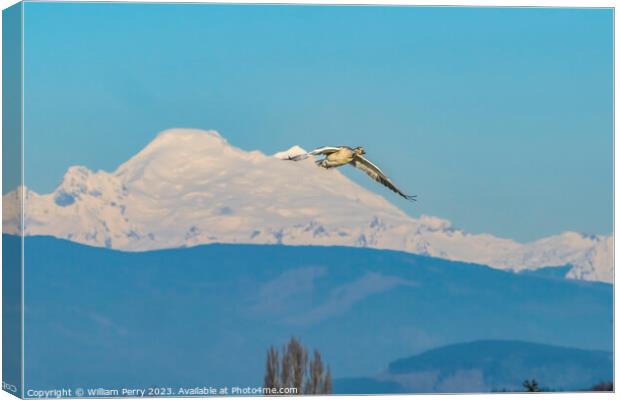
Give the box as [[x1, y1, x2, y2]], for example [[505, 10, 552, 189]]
[[287, 146, 341, 161], [351, 155, 417, 201]]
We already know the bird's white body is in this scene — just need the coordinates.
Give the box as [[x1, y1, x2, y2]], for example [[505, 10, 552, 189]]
[[319, 147, 356, 168]]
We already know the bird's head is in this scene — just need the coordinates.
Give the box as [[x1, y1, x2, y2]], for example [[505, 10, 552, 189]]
[[354, 146, 366, 155]]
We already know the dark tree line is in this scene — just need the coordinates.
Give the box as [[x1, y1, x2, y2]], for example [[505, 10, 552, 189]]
[[517, 378, 612, 392], [264, 337, 332, 395], [590, 381, 613, 391], [522, 379, 614, 392]]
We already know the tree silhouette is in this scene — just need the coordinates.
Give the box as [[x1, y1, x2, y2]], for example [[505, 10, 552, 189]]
[[265, 346, 280, 390], [264, 337, 332, 395], [522, 379, 541, 392]]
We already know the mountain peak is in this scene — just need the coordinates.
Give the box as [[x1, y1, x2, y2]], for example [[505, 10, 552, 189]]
[[114, 128, 244, 181], [136, 128, 227, 156], [153, 127, 222, 142]]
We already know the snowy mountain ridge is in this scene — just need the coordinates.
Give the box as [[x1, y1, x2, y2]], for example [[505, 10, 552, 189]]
[[2, 128, 613, 282]]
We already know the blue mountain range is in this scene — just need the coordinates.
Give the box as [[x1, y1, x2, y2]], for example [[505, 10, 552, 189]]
[[9, 235, 612, 393], [335, 339, 612, 393]]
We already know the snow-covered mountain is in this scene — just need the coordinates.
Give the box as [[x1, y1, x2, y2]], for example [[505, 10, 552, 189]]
[[2, 128, 613, 282]]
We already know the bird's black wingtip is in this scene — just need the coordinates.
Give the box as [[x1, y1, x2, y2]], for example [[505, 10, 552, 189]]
[[405, 194, 417, 202]]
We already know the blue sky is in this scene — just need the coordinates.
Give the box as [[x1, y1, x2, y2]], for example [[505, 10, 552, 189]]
[[22, 3, 612, 242]]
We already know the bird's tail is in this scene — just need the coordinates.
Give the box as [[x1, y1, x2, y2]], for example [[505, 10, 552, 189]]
[[286, 153, 310, 161]]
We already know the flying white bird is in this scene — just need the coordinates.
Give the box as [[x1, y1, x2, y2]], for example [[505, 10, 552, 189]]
[[287, 146, 417, 201]]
